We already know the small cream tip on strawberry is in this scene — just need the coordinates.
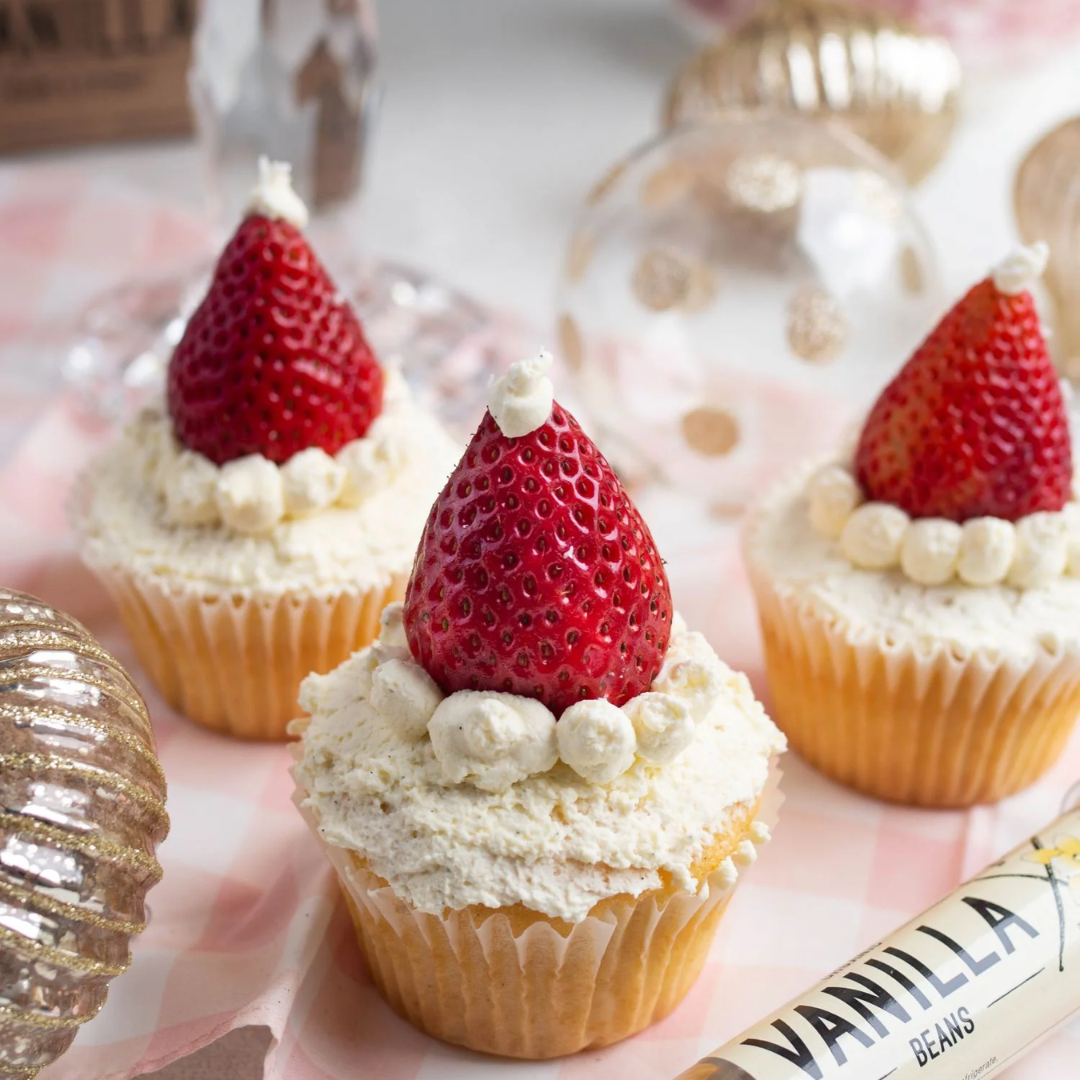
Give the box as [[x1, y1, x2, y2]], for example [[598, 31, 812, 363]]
[[992, 240, 1049, 296], [245, 156, 309, 230], [489, 350, 555, 438]]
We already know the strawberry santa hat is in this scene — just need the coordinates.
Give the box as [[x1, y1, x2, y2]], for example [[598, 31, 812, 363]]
[[167, 158, 383, 466], [854, 241, 1072, 523], [403, 351, 673, 716]]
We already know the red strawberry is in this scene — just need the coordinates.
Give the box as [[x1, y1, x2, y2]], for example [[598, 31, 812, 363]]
[[854, 252, 1071, 522], [403, 402, 673, 716], [167, 213, 382, 465]]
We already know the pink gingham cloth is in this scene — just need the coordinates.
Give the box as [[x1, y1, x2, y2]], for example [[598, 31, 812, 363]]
[[2, 166, 1078, 1080]]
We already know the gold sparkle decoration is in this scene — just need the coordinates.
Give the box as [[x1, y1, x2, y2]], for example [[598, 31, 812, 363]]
[[855, 169, 904, 222], [1015, 115, 1080, 375], [557, 313, 585, 371], [631, 249, 716, 313], [663, 0, 960, 186], [725, 153, 802, 215], [586, 160, 628, 206], [565, 232, 594, 283], [681, 407, 741, 457], [787, 286, 848, 363], [640, 161, 698, 209], [900, 246, 924, 295], [0, 589, 168, 1079]]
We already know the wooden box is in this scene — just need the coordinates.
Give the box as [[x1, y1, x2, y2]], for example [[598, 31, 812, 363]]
[[0, 0, 195, 153]]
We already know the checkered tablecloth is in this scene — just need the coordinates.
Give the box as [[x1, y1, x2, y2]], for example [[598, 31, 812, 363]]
[[2, 165, 1078, 1080]]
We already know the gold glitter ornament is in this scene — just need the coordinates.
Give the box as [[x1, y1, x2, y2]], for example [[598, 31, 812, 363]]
[[681, 407, 741, 456], [0, 589, 168, 1080], [1015, 116, 1080, 379], [631, 248, 716, 313], [664, 0, 961, 185], [724, 153, 802, 214], [786, 285, 847, 362]]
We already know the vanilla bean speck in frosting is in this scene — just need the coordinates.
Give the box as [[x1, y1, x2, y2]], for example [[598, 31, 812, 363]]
[[293, 605, 784, 923], [74, 370, 460, 597]]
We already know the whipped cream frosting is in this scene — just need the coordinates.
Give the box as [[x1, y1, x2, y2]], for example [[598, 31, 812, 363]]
[[488, 351, 554, 438], [746, 460, 1080, 660], [144, 369, 417, 536], [992, 241, 1048, 296], [806, 462, 1080, 589], [320, 604, 745, 789], [294, 605, 783, 922], [75, 372, 460, 598], [246, 157, 309, 229]]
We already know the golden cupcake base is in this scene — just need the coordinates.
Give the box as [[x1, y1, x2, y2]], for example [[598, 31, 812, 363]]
[[317, 802, 759, 1059], [90, 567, 405, 740], [750, 570, 1080, 807]]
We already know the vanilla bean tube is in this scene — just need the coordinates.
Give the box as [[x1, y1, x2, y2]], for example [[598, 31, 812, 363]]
[[677, 800, 1080, 1080]]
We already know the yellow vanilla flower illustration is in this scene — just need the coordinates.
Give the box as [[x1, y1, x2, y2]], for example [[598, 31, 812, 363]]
[[1029, 837, 1080, 899]]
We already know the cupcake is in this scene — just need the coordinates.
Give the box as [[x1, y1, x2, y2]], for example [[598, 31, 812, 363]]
[[74, 160, 460, 741], [292, 352, 784, 1058], [744, 244, 1080, 807]]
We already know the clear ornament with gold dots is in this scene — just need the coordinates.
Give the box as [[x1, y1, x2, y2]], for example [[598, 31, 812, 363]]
[[555, 115, 942, 512]]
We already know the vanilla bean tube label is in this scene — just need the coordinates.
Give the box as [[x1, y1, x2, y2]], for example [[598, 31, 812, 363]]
[[677, 807, 1080, 1080]]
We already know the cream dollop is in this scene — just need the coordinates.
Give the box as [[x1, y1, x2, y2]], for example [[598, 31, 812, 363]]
[[162, 450, 218, 525], [1008, 512, 1069, 588], [143, 369, 424, 536], [337, 414, 409, 507], [245, 157, 310, 229], [652, 631, 722, 723], [808, 464, 864, 540], [992, 241, 1048, 296], [216, 455, 284, 534], [429, 691, 559, 793], [370, 659, 444, 742], [379, 603, 408, 650], [488, 351, 555, 438], [557, 699, 637, 783], [957, 517, 1016, 586], [808, 461, 1080, 589], [344, 605, 748, 787], [840, 502, 909, 570], [281, 448, 346, 518], [622, 692, 695, 766], [900, 518, 962, 586], [354, 640, 409, 697]]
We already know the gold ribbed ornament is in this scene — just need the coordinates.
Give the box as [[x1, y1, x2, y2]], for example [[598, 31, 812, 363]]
[[0, 589, 168, 1080], [663, 0, 961, 185], [1015, 116, 1080, 379]]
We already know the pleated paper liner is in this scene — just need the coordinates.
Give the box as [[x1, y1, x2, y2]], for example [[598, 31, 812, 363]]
[[85, 562, 405, 740], [291, 745, 783, 1059], [748, 565, 1080, 807]]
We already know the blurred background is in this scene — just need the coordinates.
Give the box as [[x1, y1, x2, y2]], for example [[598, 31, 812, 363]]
[[4, 0, 1080, 522], [5, 6, 1080, 1077]]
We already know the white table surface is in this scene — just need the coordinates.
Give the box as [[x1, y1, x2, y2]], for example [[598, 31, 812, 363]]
[[5, 2, 1080, 1077]]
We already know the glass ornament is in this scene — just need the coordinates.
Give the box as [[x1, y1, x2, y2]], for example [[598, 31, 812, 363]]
[[0, 590, 168, 1079], [1015, 116, 1080, 382], [59, 1, 509, 437], [664, 0, 961, 186], [189, 0, 379, 249], [59, 259, 518, 445], [555, 115, 942, 514], [672, 0, 1080, 70]]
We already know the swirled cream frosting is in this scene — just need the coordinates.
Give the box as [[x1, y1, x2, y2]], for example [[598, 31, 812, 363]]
[[75, 370, 460, 597], [294, 605, 784, 922], [806, 461, 1080, 589]]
